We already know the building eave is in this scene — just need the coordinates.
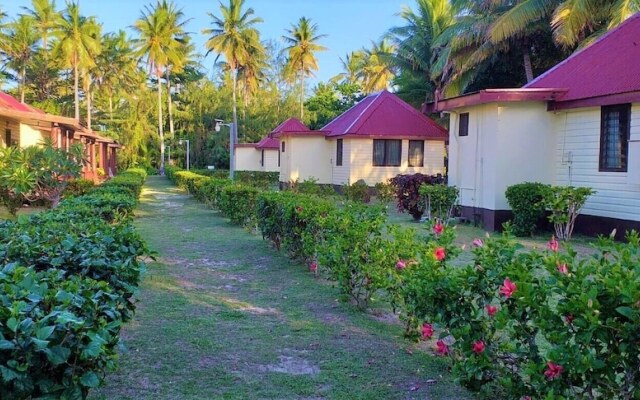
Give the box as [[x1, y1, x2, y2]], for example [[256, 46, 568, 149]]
[[426, 88, 569, 112]]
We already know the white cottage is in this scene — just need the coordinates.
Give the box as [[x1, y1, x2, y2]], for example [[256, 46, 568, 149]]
[[428, 13, 640, 236]]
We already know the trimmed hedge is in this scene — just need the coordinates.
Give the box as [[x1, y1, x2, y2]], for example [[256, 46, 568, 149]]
[[505, 182, 549, 236], [0, 169, 148, 398]]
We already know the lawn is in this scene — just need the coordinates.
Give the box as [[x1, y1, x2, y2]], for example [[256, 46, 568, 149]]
[[90, 177, 474, 400], [0, 205, 46, 220]]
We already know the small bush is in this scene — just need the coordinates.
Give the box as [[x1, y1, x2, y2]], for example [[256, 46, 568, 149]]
[[219, 184, 261, 227], [288, 177, 336, 197], [390, 173, 445, 220], [63, 178, 95, 198], [419, 184, 458, 223], [544, 186, 594, 240], [374, 181, 395, 204], [505, 182, 549, 236], [343, 180, 371, 203]]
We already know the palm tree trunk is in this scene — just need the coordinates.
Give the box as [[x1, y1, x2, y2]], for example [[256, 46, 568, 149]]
[[74, 55, 80, 120], [523, 49, 534, 83], [109, 95, 113, 121], [166, 68, 175, 139], [157, 70, 165, 173], [231, 68, 238, 175], [20, 66, 26, 103], [300, 70, 304, 120], [86, 76, 92, 130]]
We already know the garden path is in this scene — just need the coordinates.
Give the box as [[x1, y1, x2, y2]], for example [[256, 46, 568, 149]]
[[91, 176, 473, 400]]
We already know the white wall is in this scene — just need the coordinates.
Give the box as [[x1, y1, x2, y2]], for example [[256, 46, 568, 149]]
[[19, 123, 48, 147], [280, 136, 332, 184], [348, 138, 445, 186], [332, 139, 351, 185], [554, 104, 640, 221], [263, 149, 279, 172], [235, 146, 262, 171]]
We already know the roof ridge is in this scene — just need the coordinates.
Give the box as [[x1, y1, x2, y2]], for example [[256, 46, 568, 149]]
[[321, 91, 377, 132], [344, 91, 384, 133], [525, 12, 640, 88]]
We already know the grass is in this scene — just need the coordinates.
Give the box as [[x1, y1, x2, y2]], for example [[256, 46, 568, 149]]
[[0, 205, 46, 220], [90, 176, 474, 400]]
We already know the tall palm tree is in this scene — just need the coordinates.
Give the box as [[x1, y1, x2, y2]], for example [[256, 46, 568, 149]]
[[52, 2, 101, 120], [332, 51, 365, 85], [283, 17, 327, 119], [358, 39, 396, 94], [203, 0, 263, 149], [133, 0, 184, 172], [22, 0, 60, 56], [1, 16, 39, 103]]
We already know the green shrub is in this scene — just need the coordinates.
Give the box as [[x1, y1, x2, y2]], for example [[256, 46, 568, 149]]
[[543, 186, 595, 240], [288, 177, 336, 197], [63, 178, 95, 198], [390, 173, 446, 220], [374, 181, 395, 204], [505, 182, 549, 236], [196, 178, 230, 208], [343, 180, 371, 203], [256, 191, 296, 250], [419, 184, 458, 223], [219, 184, 261, 227]]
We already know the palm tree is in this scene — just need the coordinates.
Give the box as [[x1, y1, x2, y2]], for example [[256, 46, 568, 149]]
[[358, 39, 396, 94], [52, 1, 101, 120], [332, 51, 365, 85], [1, 16, 39, 103], [22, 0, 60, 56], [133, 0, 185, 172], [283, 17, 327, 119], [203, 0, 263, 150]]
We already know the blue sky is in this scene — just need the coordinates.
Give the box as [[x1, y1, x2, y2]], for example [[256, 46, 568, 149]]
[[5, 0, 411, 84]]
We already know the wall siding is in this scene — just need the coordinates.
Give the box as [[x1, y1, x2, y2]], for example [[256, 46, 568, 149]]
[[19, 123, 48, 147], [0, 117, 20, 147], [281, 136, 332, 184], [235, 147, 262, 171], [554, 104, 640, 221], [349, 139, 445, 186], [263, 149, 279, 172], [331, 138, 351, 185]]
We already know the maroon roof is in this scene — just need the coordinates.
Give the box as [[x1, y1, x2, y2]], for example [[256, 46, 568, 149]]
[[428, 88, 567, 112], [323, 90, 447, 140], [0, 91, 42, 113], [270, 117, 314, 136], [256, 136, 279, 149], [525, 13, 640, 102]]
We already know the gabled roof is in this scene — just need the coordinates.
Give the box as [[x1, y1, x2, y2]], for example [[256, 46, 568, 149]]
[[256, 136, 279, 149], [270, 117, 317, 137], [0, 91, 43, 113], [323, 90, 447, 140], [525, 13, 640, 103]]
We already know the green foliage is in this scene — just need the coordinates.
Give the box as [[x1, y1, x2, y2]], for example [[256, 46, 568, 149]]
[[343, 180, 371, 203], [389, 173, 446, 220], [374, 181, 395, 204], [287, 177, 336, 197], [305, 82, 364, 129], [0, 168, 148, 398], [419, 184, 458, 223], [219, 184, 261, 227], [543, 186, 595, 240], [62, 179, 95, 198], [505, 182, 550, 236]]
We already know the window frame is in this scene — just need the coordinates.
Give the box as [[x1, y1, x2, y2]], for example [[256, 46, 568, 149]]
[[260, 149, 264, 167], [336, 139, 343, 166], [408, 140, 425, 167], [372, 139, 402, 167], [599, 104, 631, 172], [458, 113, 469, 137], [281, 141, 285, 152], [4, 129, 11, 147]]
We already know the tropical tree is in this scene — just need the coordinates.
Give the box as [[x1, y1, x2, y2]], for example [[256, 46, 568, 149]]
[[22, 0, 60, 56], [282, 16, 327, 119], [332, 51, 365, 85], [1, 16, 39, 102], [133, 0, 185, 172], [203, 0, 263, 153], [358, 39, 396, 94], [52, 1, 101, 120]]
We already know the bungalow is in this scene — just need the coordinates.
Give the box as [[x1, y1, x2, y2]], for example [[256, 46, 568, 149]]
[[0, 91, 120, 181], [234, 122, 284, 173], [266, 90, 448, 186], [428, 13, 640, 235]]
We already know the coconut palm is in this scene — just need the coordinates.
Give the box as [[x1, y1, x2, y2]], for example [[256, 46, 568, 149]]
[[52, 2, 101, 120], [22, 0, 60, 56], [0, 16, 39, 103], [133, 0, 185, 172], [282, 17, 327, 119], [358, 39, 396, 94], [332, 51, 365, 85], [203, 0, 263, 149]]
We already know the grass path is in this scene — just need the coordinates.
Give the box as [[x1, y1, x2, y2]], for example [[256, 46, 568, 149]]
[[91, 176, 473, 400]]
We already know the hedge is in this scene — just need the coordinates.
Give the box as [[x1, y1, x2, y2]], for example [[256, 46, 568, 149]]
[[0, 169, 148, 398]]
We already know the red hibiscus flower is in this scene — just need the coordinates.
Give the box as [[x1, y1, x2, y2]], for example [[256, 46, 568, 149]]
[[295, 205, 303, 214], [565, 314, 574, 324], [557, 263, 569, 275], [433, 222, 444, 235], [434, 247, 446, 261], [396, 260, 406, 271], [472, 340, 485, 354], [548, 236, 559, 252], [500, 279, 517, 298], [435, 340, 449, 356], [544, 362, 564, 380], [472, 238, 484, 247], [421, 323, 434, 339], [309, 262, 317, 273], [486, 305, 498, 317]]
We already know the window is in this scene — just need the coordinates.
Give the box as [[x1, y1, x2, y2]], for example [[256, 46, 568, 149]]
[[459, 113, 469, 137], [408, 140, 424, 167], [600, 104, 630, 172], [281, 141, 285, 152], [4, 129, 11, 147], [373, 139, 402, 167], [336, 139, 343, 166], [278, 147, 280, 167], [260, 150, 264, 166]]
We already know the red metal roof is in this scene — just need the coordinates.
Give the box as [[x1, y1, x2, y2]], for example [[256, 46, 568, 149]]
[[525, 13, 640, 101], [323, 90, 447, 140], [0, 91, 42, 113], [256, 136, 279, 149], [270, 118, 312, 135]]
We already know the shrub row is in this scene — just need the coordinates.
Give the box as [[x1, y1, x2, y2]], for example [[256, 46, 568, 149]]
[[191, 169, 279, 188], [0, 168, 148, 399]]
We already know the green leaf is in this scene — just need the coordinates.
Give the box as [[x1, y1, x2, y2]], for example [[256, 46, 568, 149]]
[[6, 317, 18, 333], [616, 306, 635, 320], [44, 345, 71, 366], [79, 371, 100, 388], [0, 339, 15, 350], [31, 338, 50, 350], [55, 311, 83, 326], [36, 326, 55, 340], [0, 365, 20, 382]]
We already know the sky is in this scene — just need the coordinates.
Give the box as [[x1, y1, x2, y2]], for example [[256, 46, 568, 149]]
[[4, 0, 412, 84]]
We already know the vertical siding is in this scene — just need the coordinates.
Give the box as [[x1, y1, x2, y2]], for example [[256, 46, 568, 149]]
[[349, 139, 445, 186], [278, 137, 289, 183], [263, 149, 279, 172], [332, 138, 351, 185], [0, 117, 20, 147], [288, 136, 332, 184], [19, 123, 48, 147], [554, 104, 640, 221]]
